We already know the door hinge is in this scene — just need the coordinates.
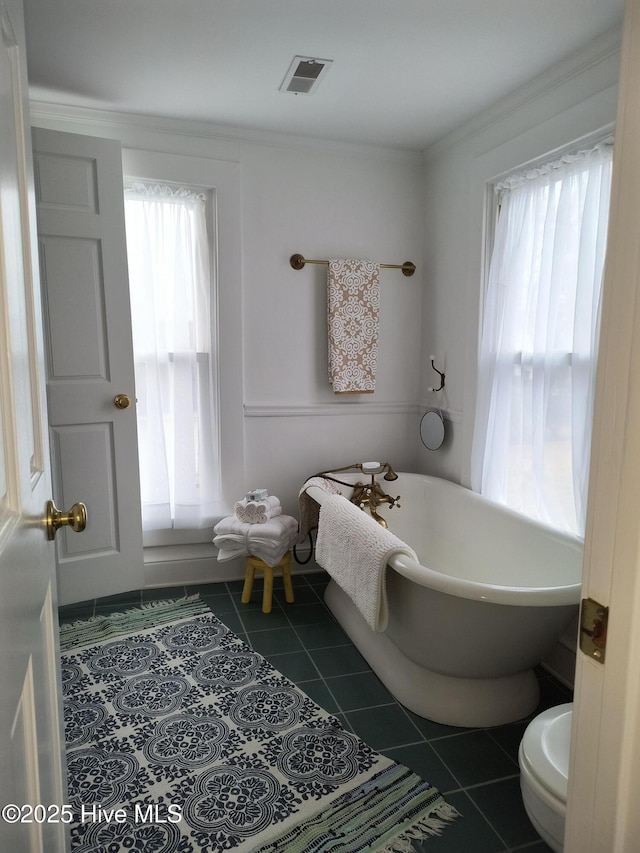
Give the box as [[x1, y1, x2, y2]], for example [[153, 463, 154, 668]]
[[579, 597, 608, 663]]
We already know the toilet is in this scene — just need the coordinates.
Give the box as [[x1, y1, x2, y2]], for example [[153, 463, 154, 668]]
[[518, 702, 572, 853]]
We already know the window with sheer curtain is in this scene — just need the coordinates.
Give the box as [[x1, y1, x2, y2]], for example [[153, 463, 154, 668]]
[[124, 181, 220, 533], [471, 139, 613, 536]]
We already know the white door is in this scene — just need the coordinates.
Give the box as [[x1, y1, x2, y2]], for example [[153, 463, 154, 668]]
[[32, 128, 144, 606], [0, 1, 67, 850], [565, 1, 640, 850]]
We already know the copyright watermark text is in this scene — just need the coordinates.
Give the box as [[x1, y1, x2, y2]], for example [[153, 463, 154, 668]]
[[2, 805, 73, 824], [2, 803, 182, 825]]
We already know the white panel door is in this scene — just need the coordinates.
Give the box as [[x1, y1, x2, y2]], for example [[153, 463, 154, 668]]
[[33, 128, 144, 605], [0, 1, 66, 850]]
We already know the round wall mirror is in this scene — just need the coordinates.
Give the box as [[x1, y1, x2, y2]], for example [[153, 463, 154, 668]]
[[420, 409, 445, 451]]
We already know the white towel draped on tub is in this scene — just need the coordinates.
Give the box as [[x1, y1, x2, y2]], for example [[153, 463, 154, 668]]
[[327, 259, 380, 394], [315, 493, 417, 632]]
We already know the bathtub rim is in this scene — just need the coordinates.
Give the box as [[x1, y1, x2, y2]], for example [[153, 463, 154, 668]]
[[306, 477, 583, 608]]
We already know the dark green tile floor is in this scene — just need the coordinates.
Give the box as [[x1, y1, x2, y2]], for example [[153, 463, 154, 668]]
[[60, 570, 571, 853]]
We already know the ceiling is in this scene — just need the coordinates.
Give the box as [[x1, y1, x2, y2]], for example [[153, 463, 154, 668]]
[[23, 0, 624, 151]]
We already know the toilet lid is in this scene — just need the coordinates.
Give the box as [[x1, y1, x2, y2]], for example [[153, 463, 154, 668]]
[[521, 703, 572, 802]]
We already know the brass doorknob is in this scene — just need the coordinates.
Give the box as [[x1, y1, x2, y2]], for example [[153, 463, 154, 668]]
[[46, 500, 87, 541], [114, 394, 131, 409]]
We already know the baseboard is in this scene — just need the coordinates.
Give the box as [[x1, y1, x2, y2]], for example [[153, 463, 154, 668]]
[[143, 549, 323, 589], [144, 554, 246, 588]]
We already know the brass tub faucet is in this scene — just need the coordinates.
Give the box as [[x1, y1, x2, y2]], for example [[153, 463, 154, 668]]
[[350, 477, 401, 528], [311, 461, 400, 528]]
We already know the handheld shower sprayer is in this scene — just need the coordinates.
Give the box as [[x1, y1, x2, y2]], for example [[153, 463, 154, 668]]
[[312, 460, 397, 481]]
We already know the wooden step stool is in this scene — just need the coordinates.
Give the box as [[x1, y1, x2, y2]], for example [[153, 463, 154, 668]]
[[241, 551, 294, 613]]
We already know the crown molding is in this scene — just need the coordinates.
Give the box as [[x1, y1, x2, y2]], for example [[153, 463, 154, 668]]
[[28, 101, 423, 165], [423, 25, 622, 161]]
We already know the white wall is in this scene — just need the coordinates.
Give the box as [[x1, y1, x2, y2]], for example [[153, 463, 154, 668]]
[[418, 28, 621, 488], [239, 142, 423, 516], [28, 107, 424, 580]]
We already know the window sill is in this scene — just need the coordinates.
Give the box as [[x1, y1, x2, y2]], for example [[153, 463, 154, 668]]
[[142, 512, 232, 549]]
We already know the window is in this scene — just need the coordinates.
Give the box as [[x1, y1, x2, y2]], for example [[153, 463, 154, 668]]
[[124, 181, 220, 533], [471, 139, 613, 535]]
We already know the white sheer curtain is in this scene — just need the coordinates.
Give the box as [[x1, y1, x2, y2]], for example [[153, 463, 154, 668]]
[[471, 139, 613, 535], [124, 182, 220, 531]]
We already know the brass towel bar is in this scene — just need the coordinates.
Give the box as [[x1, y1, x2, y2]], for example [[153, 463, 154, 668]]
[[290, 253, 416, 277]]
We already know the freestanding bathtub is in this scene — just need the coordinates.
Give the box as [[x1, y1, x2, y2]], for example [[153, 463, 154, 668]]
[[306, 473, 582, 727]]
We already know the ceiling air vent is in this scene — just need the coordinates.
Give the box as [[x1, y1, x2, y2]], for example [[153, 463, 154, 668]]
[[279, 56, 333, 95]]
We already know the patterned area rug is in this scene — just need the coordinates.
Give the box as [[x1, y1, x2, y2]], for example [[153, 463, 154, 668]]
[[60, 596, 458, 852]]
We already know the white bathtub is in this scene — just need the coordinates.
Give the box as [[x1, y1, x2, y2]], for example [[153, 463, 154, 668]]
[[307, 473, 582, 727]]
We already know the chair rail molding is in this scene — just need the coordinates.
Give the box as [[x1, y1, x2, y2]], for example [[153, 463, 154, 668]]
[[243, 402, 421, 418]]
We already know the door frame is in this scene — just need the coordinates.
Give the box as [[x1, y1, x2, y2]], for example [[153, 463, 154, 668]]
[[565, 0, 640, 849], [0, 0, 66, 849]]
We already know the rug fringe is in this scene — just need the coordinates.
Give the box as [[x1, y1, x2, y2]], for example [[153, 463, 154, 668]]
[[379, 802, 461, 851], [59, 594, 210, 650]]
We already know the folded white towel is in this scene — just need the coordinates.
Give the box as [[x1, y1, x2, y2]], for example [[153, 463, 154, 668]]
[[315, 494, 417, 632], [214, 514, 297, 539], [213, 541, 296, 565], [234, 495, 282, 524], [213, 514, 299, 567]]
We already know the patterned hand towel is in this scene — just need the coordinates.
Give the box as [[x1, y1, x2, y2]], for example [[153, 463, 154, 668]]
[[315, 493, 417, 632], [327, 259, 380, 394]]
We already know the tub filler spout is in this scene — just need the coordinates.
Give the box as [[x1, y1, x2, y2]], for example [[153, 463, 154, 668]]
[[310, 461, 400, 528], [350, 478, 401, 528]]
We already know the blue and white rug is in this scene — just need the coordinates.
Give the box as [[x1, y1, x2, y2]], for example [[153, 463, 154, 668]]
[[60, 596, 458, 852]]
